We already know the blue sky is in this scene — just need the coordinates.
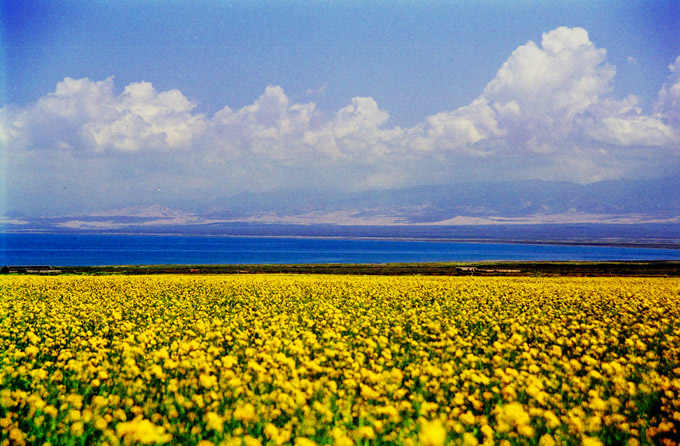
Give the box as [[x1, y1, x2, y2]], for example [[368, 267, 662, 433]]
[[4, 1, 679, 122], [1, 0, 680, 219]]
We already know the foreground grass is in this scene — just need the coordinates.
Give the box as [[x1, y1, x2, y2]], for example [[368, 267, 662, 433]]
[[1, 275, 679, 445]]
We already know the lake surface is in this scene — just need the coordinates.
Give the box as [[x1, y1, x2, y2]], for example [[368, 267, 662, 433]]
[[1, 233, 679, 266]]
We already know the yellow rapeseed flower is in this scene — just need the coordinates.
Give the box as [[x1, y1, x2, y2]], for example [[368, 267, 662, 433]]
[[70, 421, 84, 436], [115, 417, 172, 445], [496, 402, 533, 436], [418, 419, 447, 446], [354, 426, 375, 440], [538, 434, 556, 446], [295, 438, 317, 446], [460, 411, 476, 425], [8, 427, 26, 446], [243, 436, 262, 446], [581, 436, 603, 446], [461, 432, 479, 446], [233, 402, 257, 422], [205, 411, 224, 432], [3, 274, 680, 445]]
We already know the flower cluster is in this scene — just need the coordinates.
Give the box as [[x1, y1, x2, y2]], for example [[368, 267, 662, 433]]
[[1, 274, 679, 445]]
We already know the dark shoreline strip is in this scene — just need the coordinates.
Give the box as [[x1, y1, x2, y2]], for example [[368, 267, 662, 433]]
[[8, 261, 678, 277]]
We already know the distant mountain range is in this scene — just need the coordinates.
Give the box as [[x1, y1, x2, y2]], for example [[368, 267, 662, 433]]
[[3, 177, 679, 234], [214, 176, 680, 224]]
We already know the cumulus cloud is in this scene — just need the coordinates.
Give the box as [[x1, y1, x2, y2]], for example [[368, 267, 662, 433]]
[[1, 76, 206, 153], [412, 98, 503, 154], [583, 95, 677, 147], [482, 27, 616, 152], [211, 85, 317, 159], [656, 55, 680, 128], [302, 96, 398, 160], [2, 27, 679, 215], [473, 26, 675, 157], [89, 81, 206, 151]]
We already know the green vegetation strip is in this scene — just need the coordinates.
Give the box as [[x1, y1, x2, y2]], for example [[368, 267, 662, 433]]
[[37, 261, 680, 277]]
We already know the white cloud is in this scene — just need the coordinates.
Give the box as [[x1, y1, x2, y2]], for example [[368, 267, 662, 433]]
[[540, 26, 591, 53], [211, 85, 318, 161], [581, 95, 677, 147], [413, 98, 503, 154], [482, 27, 616, 152], [2, 27, 679, 215], [2, 76, 207, 153], [301, 96, 397, 160], [88, 81, 206, 151], [0, 216, 28, 225], [656, 55, 680, 128]]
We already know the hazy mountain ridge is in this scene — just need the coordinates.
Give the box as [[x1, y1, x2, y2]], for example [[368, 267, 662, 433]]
[[3, 177, 679, 231], [209, 176, 680, 223]]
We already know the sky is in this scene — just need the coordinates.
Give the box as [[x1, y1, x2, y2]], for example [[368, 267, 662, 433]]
[[1, 0, 679, 218]]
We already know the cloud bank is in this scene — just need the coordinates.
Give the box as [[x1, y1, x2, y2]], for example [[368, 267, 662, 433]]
[[2, 27, 679, 215]]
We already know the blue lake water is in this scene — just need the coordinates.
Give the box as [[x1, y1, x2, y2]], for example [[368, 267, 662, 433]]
[[1, 233, 679, 266]]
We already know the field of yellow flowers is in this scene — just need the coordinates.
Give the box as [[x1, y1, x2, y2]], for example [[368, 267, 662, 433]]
[[1, 274, 679, 446]]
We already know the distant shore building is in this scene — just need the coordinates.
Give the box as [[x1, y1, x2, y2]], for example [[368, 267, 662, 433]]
[[456, 266, 479, 273], [1, 266, 61, 274]]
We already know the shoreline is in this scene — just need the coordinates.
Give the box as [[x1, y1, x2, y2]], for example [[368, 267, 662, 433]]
[[7, 260, 680, 277], [3, 230, 680, 250]]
